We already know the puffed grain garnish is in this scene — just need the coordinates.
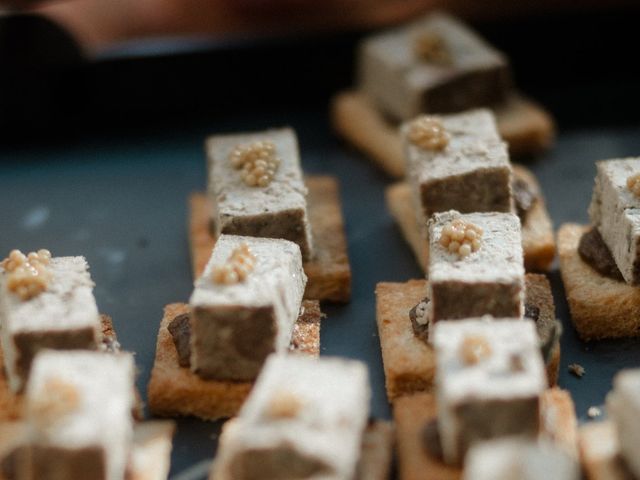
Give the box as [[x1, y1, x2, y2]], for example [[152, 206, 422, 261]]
[[266, 390, 304, 419], [1, 249, 52, 300], [439, 219, 483, 258], [229, 140, 281, 187], [211, 244, 256, 285], [31, 378, 80, 428], [626, 173, 640, 197], [413, 31, 451, 65], [459, 334, 492, 365], [408, 116, 449, 151]]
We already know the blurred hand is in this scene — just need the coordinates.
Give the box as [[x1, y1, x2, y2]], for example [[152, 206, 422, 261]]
[[6, 0, 636, 53], [32, 0, 442, 51]]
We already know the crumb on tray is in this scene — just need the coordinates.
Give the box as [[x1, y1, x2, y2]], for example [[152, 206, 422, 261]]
[[568, 363, 585, 378], [587, 406, 601, 419]]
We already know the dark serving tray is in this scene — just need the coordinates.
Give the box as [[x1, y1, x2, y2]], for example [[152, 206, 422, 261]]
[[1, 7, 640, 479]]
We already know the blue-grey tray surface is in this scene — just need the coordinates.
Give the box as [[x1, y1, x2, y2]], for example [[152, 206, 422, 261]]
[[1, 108, 640, 478]]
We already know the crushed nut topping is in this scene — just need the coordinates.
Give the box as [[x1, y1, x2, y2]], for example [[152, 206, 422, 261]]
[[1, 249, 52, 300], [229, 140, 281, 187], [31, 378, 80, 427], [408, 116, 449, 151], [439, 219, 483, 258], [626, 173, 640, 197], [459, 335, 492, 365], [211, 244, 256, 285], [413, 31, 451, 65], [266, 390, 303, 419]]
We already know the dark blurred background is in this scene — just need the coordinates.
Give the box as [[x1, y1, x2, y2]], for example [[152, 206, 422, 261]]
[[1, 0, 640, 143]]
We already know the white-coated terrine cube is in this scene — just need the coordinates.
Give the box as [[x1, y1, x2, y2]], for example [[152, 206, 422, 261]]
[[464, 438, 579, 480], [358, 12, 510, 121], [189, 235, 307, 381], [211, 354, 370, 480], [427, 210, 524, 323], [434, 318, 547, 464], [588, 158, 640, 285], [403, 109, 512, 228], [24, 350, 135, 480], [206, 127, 314, 260], [0, 256, 101, 392], [607, 368, 640, 478]]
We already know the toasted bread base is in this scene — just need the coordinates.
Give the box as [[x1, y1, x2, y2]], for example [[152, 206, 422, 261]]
[[0, 314, 120, 423], [190, 176, 351, 303], [0, 421, 28, 480], [375, 275, 560, 401], [578, 421, 634, 480], [330, 90, 555, 179], [558, 224, 640, 340], [385, 165, 555, 272], [147, 301, 321, 421], [395, 388, 577, 480]]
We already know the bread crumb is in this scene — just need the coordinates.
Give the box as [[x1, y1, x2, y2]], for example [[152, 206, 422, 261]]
[[439, 219, 483, 258], [413, 299, 429, 326], [459, 335, 492, 366], [568, 363, 585, 378], [211, 244, 256, 285], [229, 140, 280, 187], [408, 116, 449, 151], [266, 391, 303, 419], [587, 406, 601, 419]]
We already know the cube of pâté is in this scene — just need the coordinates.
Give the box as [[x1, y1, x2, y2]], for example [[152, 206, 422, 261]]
[[206, 127, 314, 261], [588, 158, 640, 285], [403, 109, 512, 226], [358, 11, 511, 121], [0, 256, 101, 392], [434, 319, 547, 465], [211, 354, 370, 480], [24, 351, 135, 480], [427, 211, 524, 322], [463, 438, 579, 480], [607, 368, 640, 478], [189, 235, 307, 382]]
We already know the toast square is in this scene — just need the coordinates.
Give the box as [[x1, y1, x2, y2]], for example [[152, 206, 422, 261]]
[[385, 164, 555, 272], [557, 223, 640, 340], [147, 301, 321, 421], [375, 275, 560, 401], [394, 388, 576, 480], [190, 176, 351, 303], [330, 90, 555, 179]]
